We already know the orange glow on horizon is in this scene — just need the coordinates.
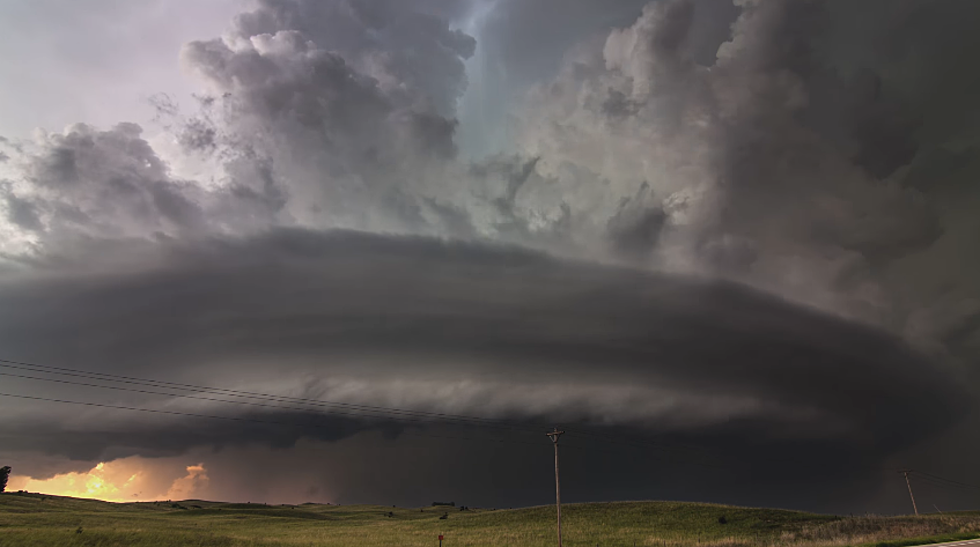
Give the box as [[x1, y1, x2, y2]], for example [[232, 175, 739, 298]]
[[7, 459, 209, 502]]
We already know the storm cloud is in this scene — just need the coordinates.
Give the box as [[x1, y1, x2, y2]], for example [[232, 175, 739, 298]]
[[0, 230, 968, 509], [0, 0, 979, 513]]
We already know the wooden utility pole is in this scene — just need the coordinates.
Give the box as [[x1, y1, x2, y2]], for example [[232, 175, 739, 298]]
[[901, 470, 919, 516], [547, 428, 565, 547]]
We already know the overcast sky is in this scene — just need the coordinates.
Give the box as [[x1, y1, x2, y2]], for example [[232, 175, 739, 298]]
[[1, 0, 979, 514]]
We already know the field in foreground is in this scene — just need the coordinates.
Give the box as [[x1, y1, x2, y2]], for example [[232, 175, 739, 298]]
[[1, 492, 979, 547]]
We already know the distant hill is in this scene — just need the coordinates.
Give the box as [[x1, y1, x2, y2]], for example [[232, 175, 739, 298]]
[[1, 491, 978, 547]]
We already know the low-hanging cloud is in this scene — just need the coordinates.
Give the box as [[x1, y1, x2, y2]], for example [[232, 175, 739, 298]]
[[0, 230, 966, 461]]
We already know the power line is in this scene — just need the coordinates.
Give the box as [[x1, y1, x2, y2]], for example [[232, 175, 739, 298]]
[[5, 357, 980, 489], [5, 389, 978, 519], [7, 385, 980, 490], [912, 471, 980, 492], [0, 387, 726, 480], [0, 358, 702, 459], [0, 369, 735, 471], [915, 476, 980, 493], [0, 392, 548, 448], [0, 358, 543, 431], [0, 357, 754, 462], [0, 388, 727, 468], [0, 366, 774, 475], [0, 361, 717, 460], [0, 370, 546, 435], [0, 378, 868, 480], [0, 359, 881, 477]]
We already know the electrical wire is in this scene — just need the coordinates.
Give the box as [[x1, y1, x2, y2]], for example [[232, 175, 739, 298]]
[[0, 358, 542, 431], [5, 357, 979, 487], [0, 392, 548, 448], [0, 357, 736, 458], [912, 471, 980, 492], [0, 370, 546, 435], [0, 369, 734, 470]]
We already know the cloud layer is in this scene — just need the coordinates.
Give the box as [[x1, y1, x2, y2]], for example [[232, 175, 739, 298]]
[[1, 0, 979, 512], [0, 230, 967, 510]]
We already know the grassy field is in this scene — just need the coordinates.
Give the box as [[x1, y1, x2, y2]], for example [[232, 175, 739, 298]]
[[1, 492, 979, 547]]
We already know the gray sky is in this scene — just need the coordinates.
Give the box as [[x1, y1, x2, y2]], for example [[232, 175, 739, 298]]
[[0, 0, 244, 139], [1, 0, 979, 514]]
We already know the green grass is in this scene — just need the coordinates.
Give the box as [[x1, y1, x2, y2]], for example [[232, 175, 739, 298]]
[[1, 492, 978, 547]]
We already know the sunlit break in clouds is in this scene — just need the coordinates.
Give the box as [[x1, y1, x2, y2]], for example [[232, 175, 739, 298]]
[[7, 459, 209, 503], [0, 0, 979, 515]]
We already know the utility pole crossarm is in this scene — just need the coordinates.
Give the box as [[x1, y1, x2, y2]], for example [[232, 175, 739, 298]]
[[546, 428, 565, 443]]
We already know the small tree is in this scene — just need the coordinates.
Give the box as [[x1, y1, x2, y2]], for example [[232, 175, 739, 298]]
[[0, 466, 10, 493]]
